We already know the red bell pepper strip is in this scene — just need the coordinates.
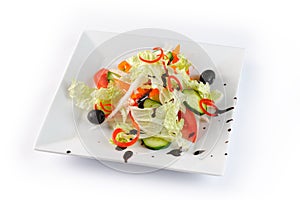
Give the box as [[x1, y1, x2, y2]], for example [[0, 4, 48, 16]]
[[99, 102, 112, 113], [199, 99, 218, 117], [111, 111, 140, 147], [167, 75, 183, 92], [139, 47, 163, 63]]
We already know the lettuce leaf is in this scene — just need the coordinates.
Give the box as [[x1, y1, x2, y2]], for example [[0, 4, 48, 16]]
[[68, 80, 122, 110], [177, 69, 211, 98], [172, 54, 191, 71], [68, 80, 96, 110], [162, 101, 184, 136]]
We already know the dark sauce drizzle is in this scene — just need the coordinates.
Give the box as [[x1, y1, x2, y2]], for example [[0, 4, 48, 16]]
[[167, 147, 182, 157], [216, 107, 234, 115], [151, 108, 157, 118], [123, 151, 133, 163], [115, 146, 127, 151], [226, 119, 233, 123], [193, 150, 205, 155], [161, 73, 168, 87]]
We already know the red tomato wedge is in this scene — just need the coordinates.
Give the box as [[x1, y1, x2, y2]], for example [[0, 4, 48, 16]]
[[178, 109, 198, 143], [94, 68, 109, 89]]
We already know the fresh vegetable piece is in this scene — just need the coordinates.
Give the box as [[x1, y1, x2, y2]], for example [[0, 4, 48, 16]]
[[177, 69, 210, 98], [99, 102, 112, 112], [143, 99, 162, 108], [118, 61, 132, 72], [69, 80, 120, 110], [182, 89, 206, 115], [107, 71, 121, 80], [171, 55, 191, 71], [94, 68, 109, 89], [137, 93, 150, 108], [87, 110, 105, 124], [139, 47, 163, 63], [148, 88, 160, 102], [142, 137, 171, 150], [199, 98, 218, 117], [163, 101, 184, 136], [172, 44, 180, 54], [178, 109, 197, 143], [111, 112, 140, 147], [172, 53, 179, 64], [166, 51, 174, 63], [200, 70, 216, 85], [171, 45, 180, 64], [167, 75, 183, 92], [130, 106, 165, 135], [131, 87, 151, 105]]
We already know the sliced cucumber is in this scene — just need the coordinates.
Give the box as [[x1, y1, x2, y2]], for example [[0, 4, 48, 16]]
[[142, 137, 171, 150], [166, 51, 173, 62], [182, 89, 207, 116], [143, 99, 161, 108], [107, 71, 121, 81]]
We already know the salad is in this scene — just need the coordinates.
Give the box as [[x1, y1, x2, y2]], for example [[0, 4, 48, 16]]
[[68, 45, 228, 151]]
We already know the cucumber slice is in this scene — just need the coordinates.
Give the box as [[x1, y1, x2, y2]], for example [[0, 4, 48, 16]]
[[142, 137, 171, 150], [182, 89, 207, 116], [107, 71, 121, 81], [166, 51, 173, 62], [143, 99, 161, 108]]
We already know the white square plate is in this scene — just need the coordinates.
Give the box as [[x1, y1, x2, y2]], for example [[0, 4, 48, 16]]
[[35, 30, 244, 175]]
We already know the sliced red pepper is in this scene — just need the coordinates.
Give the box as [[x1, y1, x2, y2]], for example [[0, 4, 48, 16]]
[[139, 47, 163, 63], [167, 75, 183, 92], [111, 111, 140, 147], [171, 53, 179, 64], [199, 99, 218, 117], [99, 102, 112, 113]]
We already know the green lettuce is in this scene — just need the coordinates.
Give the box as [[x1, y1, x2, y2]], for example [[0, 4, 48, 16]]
[[177, 69, 211, 98], [162, 101, 184, 136], [68, 80, 122, 110], [172, 54, 191, 71]]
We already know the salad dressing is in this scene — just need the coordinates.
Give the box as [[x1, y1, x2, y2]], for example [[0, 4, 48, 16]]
[[167, 147, 182, 157], [123, 150, 133, 163], [115, 146, 127, 151]]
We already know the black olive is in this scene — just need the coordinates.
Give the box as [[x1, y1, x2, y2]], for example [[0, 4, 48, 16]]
[[87, 110, 105, 124], [199, 70, 216, 85]]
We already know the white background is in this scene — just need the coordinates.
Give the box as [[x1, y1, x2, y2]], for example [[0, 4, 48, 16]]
[[1, 0, 299, 199]]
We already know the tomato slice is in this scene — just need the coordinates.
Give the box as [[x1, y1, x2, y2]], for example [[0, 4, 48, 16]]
[[178, 109, 198, 143], [94, 68, 109, 89]]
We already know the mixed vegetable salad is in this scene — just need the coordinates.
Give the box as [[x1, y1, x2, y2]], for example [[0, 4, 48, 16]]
[[68, 45, 225, 150]]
